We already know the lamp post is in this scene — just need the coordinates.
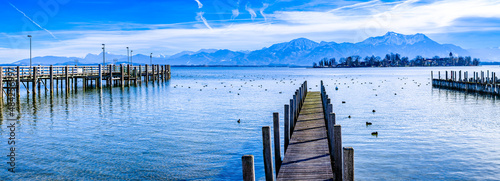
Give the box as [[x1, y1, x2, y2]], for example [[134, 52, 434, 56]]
[[126, 47, 129, 64], [28, 35, 32, 71], [102, 44, 106, 65], [150, 53, 153, 65], [130, 50, 133, 65]]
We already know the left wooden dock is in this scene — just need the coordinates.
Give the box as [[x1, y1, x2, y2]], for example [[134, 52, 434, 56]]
[[0, 64, 171, 98]]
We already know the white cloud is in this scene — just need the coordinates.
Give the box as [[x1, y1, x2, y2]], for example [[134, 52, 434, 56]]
[[231, 9, 240, 19], [245, 4, 257, 20], [196, 12, 212, 30], [9, 3, 58, 40], [195, 0, 203, 9], [260, 3, 269, 21]]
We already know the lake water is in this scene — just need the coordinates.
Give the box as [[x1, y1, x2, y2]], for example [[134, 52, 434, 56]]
[[1, 66, 499, 180]]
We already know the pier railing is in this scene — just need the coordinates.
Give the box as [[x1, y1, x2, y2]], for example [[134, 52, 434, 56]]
[[431, 70, 500, 95]]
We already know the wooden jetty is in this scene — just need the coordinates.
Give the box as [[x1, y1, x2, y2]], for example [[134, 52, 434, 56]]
[[431, 70, 499, 95], [242, 81, 354, 181], [0, 64, 171, 98]]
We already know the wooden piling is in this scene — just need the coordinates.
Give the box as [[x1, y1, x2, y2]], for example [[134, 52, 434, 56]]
[[49, 65, 54, 93], [65, 66, 69, 92], [242, 155, 255, 181], [327, 113, 336, 174], [289, 99, 294, 132], [127, 64, 131, 86], [120, 64, 125, 87], [343, 147, 354, 181], [334, 125, 342, 181], [16, 66, 20, 97], [109, 65, 113, 86], [98, 64, 102, 88], [0, 67, 3, 99], [262, 126, 274, 181], [33, 66, 37, 94], [284, 104, 290, 152], [145, 64, 149, 83], [273, 112, 281, 174]]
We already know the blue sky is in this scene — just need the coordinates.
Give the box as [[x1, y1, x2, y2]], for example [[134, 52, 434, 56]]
[[1, 0, 500, 62]]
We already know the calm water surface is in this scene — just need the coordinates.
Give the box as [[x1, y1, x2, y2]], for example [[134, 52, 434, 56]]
[[1, 66, 499, 180]]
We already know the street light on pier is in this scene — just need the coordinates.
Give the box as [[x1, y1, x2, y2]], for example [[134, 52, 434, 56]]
[[130, 50, 133, 65], [27, 35, 32, 71], [150, 53, 153, 65], [102, 44, 106, 65]]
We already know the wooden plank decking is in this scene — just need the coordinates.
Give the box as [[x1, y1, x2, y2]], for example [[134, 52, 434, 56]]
[[277, 91, 333, 180]]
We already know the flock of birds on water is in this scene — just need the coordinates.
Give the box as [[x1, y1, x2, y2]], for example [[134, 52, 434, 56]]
[[171, 73, 430, 137]]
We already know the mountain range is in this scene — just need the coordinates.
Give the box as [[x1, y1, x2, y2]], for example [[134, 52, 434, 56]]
[[11, 32, 497, 66]]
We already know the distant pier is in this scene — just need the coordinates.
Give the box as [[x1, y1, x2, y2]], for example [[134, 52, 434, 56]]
[[431, 70, 499, 95], [0, 64, 171, 98], [242, 81, 354, 181]]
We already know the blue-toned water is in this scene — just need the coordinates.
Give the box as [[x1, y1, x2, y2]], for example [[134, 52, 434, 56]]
[[1, 67, 499, 180]]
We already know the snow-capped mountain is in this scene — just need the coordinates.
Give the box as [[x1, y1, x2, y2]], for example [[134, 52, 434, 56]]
[[12, 32, 474, 66]]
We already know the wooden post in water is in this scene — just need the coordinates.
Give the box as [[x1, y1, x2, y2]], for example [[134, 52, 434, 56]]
[[120, 64, 125, 87], [343, 147, 354, 181], [65, 66, 69, 92], [284, 104, 290, 152], [74, 67, 78, 90], [262, 126, 274, 181], [127, 64, 131, 86], [273, 112, 281, 174], [334, 125, 342, 181], [33, 66, 37, 95], [242, 155, 255, 181], [49, 65, 54, 93], [138, 65, 142, 82], [16, 66, 20, 97], [145, 64, 149, 83], [98, 64, 102, 88], [327, 113, 336, 174], [167, 65, 171, 79], [438, 71, 440, 79], [0, 67, 3, 99], [109, 65, 113, 86], [289, 99, 294, 133]]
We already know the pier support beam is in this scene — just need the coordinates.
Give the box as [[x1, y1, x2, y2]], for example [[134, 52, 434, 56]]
[[343, 147, 354, 181], [284, 104, 290, 152], [33, 66, 38, 95], [49, 65, 53, 93], [334, 125, 342, 181], [262, 126, 274, 181], [242, 155, 255, 181], [16, 66, 20, 97], [273, 112, 281, 174]]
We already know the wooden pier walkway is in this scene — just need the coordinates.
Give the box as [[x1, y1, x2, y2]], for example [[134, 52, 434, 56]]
[[0, 64, 171, 98], [242, 81, 354, 181], [277, 91, 333, 180]]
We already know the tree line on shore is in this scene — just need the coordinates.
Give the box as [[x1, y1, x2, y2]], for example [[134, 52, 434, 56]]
[[313, 53, 480, 68]]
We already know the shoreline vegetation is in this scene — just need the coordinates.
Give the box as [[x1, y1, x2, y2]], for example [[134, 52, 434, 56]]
[[313, 53, 481, 68]]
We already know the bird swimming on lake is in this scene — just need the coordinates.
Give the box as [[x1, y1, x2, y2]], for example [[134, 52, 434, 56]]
[[366, 122, 372, 125], [237, 119, 241, 123]]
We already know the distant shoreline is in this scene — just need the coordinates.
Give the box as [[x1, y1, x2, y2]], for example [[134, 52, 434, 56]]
[[0, 63, 498, 67]]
